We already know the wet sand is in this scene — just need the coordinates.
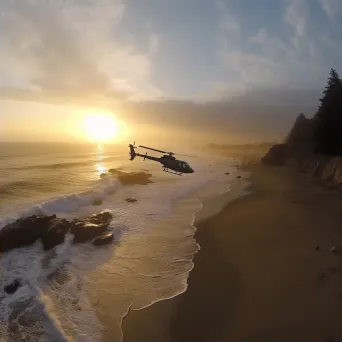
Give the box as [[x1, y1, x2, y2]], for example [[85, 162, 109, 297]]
[[122, 164, 342, 341]]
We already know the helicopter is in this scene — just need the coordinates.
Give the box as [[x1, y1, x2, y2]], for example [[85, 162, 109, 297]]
[[129, 143, 194, 175]]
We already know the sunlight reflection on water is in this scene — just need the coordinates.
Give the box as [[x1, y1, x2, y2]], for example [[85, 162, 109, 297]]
[[95, 162, 106, 176], [94, 144, 106, 176]]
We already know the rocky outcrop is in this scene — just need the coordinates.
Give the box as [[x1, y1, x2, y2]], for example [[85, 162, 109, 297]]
[[298, 155, 342, 184], [288, 112, 342, 185], [125, 197, 137, 203], [70, 222, 109, 243], [261, 144, 289, 165], [261, 112, 342, 188], [93, 232, 114, 246], [70, 212, 112, 243], [262, 113, 314, 166], [0, 212, 113, 254], [286, 113, 314, 146], [108, 169, 153, 185], [4, 279, 21, 294], [0, 215, 56, 253], [262, 142, 342, 186], [40, 218, 70, 251]]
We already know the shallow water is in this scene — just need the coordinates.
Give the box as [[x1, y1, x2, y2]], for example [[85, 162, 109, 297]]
[[0, 142, 245, 341]]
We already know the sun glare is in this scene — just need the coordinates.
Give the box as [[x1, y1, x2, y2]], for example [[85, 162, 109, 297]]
[[83, 113, 121, 143]]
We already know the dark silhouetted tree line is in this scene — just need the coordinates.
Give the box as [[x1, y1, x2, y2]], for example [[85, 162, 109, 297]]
[[314, 68, 342, 155]]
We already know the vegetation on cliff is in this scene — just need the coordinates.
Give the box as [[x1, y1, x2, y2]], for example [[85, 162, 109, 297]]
[[263, 68, 342, 166], [313, 69, 342, 155], [284, 68, 342, 155]]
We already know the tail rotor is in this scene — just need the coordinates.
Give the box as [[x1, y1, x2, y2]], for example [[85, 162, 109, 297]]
[[128, 141, 136, 160]]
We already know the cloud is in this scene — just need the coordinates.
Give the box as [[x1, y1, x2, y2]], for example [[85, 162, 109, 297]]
[[213, 3, 286, 99], [318, 0, 342, 19], [284, 0, 309, 47], [148, 34, 160, 55], [212, 1, 326, 98], [216, 1, 240, 39], [123, 87, 319, 144], [284, 0, 309, 37], [205, 0, 340, 102], [251, 29, 290, 59], [218, 50, 279, 85], [0, 0, 163, 105], [0, 0, 340, 137]]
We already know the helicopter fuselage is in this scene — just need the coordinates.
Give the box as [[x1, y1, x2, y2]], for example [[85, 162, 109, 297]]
[[135, 153, 194, 174], [160, 155, 194, 173], [129, 144, 194, 175]]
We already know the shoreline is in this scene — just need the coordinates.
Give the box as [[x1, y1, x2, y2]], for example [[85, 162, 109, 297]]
[[99, 164, 247, 341], [120, 167, 253, 341], [122, 163, 342, 341], [194, 170, 251, 225], [97, 196, 203, 341]]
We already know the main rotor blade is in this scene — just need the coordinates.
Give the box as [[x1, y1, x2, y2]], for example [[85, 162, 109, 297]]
[[177, 153, 198, 158], [138, 145, 197, 158], [139, 145, 172, 154]]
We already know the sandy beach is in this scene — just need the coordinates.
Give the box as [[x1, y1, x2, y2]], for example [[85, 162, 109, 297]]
[[122, 164, 342, 341]]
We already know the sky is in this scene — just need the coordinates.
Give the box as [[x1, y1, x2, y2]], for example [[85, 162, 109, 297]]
[[0, 0, 342, 143]]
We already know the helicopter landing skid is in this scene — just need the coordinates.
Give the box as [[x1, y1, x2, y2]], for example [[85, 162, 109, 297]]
[[162, 167, 182, 176]]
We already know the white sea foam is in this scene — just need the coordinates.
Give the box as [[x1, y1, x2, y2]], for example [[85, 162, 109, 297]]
[[0, 177, 121, 229], [0, 235, 105, 341]]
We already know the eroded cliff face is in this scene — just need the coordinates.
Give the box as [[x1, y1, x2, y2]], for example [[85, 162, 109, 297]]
[[286, 113, 314, 146], [262, 113, 342, 186], [261, 144, 289, 165], [262, 113, 313, 166], [298, 156, 342, 184]]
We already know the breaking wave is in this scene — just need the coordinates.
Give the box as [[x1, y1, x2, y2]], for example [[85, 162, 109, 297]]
[[0, 171, 154, 229], [0, 235, 106, 342]]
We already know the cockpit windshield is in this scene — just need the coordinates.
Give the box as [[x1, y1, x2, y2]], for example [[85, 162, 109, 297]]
[[178, 161, 190, 169]]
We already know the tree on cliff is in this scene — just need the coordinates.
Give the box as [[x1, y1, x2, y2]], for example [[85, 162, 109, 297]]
[[314, 68, 342, 155]]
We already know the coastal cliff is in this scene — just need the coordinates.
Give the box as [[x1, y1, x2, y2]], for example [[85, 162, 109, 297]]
[[298, 155, 342, 184], [262, 113, 342, 186], [263, 68, 342, 186]]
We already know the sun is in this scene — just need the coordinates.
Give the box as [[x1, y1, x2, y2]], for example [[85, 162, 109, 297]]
[[83, 113, 121, 143]]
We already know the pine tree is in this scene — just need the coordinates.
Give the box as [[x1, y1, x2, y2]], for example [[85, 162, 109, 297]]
[[314, 68, 342, 155]]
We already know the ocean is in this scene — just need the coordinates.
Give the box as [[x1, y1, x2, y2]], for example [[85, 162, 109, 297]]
[[0, 142, 247, 341]]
